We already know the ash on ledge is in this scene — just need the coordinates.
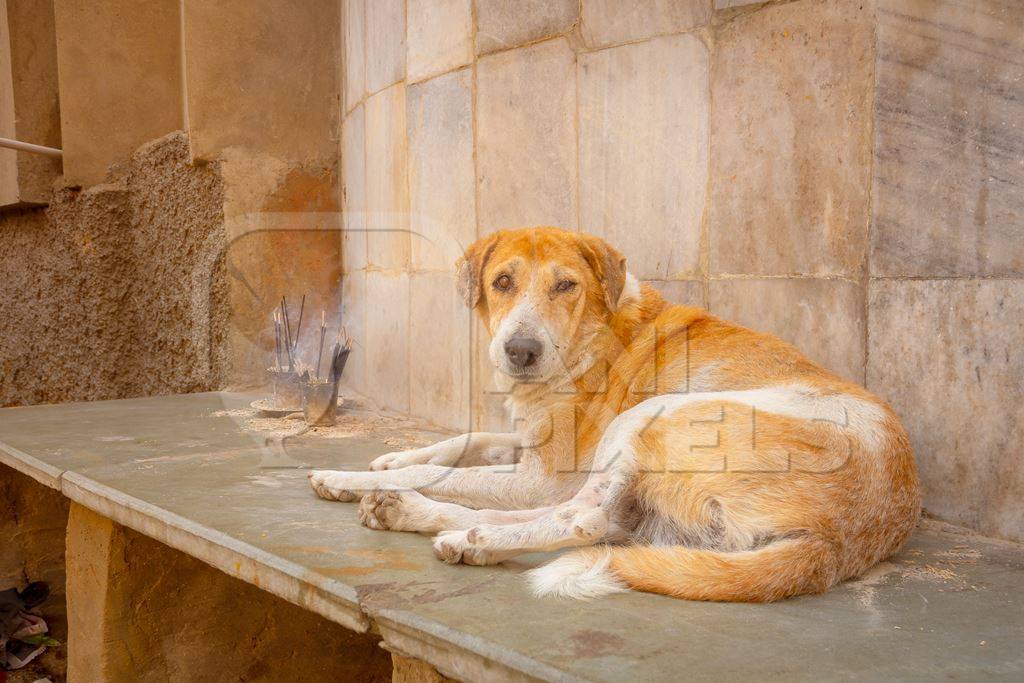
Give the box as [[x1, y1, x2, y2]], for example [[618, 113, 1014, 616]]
[[258, 294, 351, 427]]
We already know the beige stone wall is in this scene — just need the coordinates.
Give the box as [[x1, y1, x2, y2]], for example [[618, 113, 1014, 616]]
[[341, 0, 868, 429], [343, 0, 1024, 542], [867, 0, 1024, 542]]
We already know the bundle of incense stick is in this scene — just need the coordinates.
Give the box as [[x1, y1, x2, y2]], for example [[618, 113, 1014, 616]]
[[279, 297, 293, 371], [315, 310, 327, 379], [273, 312, 283, 371], [276, 294, 308, 373]]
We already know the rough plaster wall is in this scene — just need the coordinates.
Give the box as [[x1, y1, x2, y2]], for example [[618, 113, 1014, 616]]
[[0, 132, 228, 406]]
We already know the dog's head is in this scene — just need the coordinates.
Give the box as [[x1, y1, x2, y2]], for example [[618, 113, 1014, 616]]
[[456, 227, 635, 384]]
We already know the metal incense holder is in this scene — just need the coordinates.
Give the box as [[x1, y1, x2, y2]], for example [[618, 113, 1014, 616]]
[[302, 379, 339, 426], [269, 369, 303, 412], [302, 347, 350, 426]]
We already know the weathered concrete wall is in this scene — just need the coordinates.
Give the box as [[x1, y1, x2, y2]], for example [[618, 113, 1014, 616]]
[[0, 133, 228, 406], [343, 0, 1024, 542]]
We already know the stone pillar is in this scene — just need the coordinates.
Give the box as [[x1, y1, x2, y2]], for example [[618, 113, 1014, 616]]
[[52, 0, 183, 187], [64, 503, 124, 681], [65, 503, 392, 681], [391, 652, 456, 683], [0, 0, 61, 207]]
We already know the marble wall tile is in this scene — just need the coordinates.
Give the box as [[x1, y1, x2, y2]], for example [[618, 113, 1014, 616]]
[[407, 0, 473, 83], [579, 33, 709, 280], [364, 270, 410, 412], [868, 279, 1024, 542], [871, 0, 1024, 277], [581, 0, 710, 48], [709, 0, 873, 277], [366, 0, 405, 94], [708, 277, 866, 382], [342, 105, 368, 274], [476, 39, 578, 233], [365, 84, 410, 270], [475, 0, 578, 55], [409, 272, 472, 430], [408, 70, 476, 272]]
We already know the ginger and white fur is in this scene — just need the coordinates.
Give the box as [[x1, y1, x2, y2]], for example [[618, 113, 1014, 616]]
[[310, 227, 921, 602]]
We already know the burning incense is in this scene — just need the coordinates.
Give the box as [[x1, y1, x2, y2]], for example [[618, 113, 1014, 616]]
[[292, 294, 306, 356], [273, 312, 282, 371], [315, 310, 327, 379], [280, 297, 294, 371]]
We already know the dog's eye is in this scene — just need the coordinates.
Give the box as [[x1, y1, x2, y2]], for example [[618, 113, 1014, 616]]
[[493, 274, 513, 291], [554, 279, 577, 293]]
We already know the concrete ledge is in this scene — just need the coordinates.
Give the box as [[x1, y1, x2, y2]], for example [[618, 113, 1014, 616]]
[[61, 472, 369, 633], [2, 392, 1023, 682], [0, 439, 63, 489]]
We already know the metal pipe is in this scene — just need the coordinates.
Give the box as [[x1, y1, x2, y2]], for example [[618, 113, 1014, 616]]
[[0, 137, 62, 158]]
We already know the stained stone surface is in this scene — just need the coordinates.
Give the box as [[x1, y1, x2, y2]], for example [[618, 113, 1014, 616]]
[[579, 33, 709, 280], [365, 271, 410, 413], [409, 272, 472, 432], [342, 105, 368, 274], [406, 0, 473, 84], [868, 279, 1024, 543], [365, 0, 405, 95], [1, 393, 1023, 681], [475, 0, 578, 55], [407, 70, 476, 272], [645, 280, 705, 308], [871, 0, 1024, 277], [476, 39, 578, 232], [365, 84, 410, 270], [581, 0, 710, 48], [708, 278, 866, 383], [709, 0, 874, 277], [344, 0, 366, 110]]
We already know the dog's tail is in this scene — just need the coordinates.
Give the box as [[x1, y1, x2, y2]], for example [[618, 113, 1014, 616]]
[[527, 537, 840, 602]]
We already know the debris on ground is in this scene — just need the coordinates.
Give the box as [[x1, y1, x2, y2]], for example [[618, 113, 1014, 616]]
[[0, 583, 58, 672]]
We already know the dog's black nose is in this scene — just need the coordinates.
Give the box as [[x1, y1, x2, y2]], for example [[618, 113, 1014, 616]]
[[504, 337, 541, 368]]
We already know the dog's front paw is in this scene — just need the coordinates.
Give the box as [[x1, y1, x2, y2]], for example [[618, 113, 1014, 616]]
[[308, 470, 358, 502], [359, 490, 430, 531], [433, 529, 472, 564], [432, 529, 499, 566]]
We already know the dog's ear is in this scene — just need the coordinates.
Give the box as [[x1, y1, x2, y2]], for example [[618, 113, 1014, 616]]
[[455, 232, 501, 308], [578, 234, 627, 312]]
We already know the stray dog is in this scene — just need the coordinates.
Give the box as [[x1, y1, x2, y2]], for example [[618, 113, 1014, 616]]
[[310, 227, 920, 601]]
